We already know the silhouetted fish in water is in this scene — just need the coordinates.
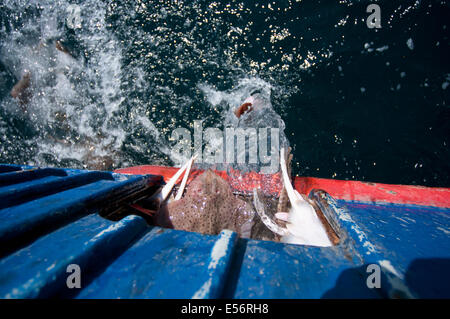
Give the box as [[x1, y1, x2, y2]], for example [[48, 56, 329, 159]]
[[156, 170, 255, 238], [55, 40, 71, 56], [234, 102, 253, 118], [8, 40, 118, 171], [10, 71, 31, 107], [10, 41, 71, 107]]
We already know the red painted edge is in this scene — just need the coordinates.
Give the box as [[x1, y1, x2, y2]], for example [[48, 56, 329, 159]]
[[294, 177, 450, 208], [115, 165, 450, 208], [115, 165, 283, 197]]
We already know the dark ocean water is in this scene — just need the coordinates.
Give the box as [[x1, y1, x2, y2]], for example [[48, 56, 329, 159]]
[[0, 0, 449, 187]]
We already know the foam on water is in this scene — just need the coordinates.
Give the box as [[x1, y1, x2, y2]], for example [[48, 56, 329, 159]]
[[0, 0, 300, 170], [1, 3, 116, 167], [2, 0, 446, 188], [0, 0, 167, 169], [198, 77, 289, 173]]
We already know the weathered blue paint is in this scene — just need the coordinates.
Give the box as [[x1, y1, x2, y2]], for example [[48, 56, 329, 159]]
[[0, 167, 67, 186], [0, 214, 148, 298], [335, 199, 450, 298], [226, 237, 382, 299], [77, 229, 238, 299], [0, 165, 155, 257], [0, 171, 114, 209], [0, 165, 449, 299], [0, 164, 23, 173]]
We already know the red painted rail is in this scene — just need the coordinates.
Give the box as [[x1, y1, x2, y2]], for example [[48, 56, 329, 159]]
[[115, 165, 450, 208]]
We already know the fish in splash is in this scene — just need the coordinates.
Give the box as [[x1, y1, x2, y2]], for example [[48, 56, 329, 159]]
[[252, 148, 333, 247], [156, 169, 255, 238]]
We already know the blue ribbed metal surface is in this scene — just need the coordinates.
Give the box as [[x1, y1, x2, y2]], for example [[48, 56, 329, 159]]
[[0, 164, 449, 299], [334, 199, 450, 298]]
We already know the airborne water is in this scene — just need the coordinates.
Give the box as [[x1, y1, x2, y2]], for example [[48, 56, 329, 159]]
[[0, 0, 449, 187]]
